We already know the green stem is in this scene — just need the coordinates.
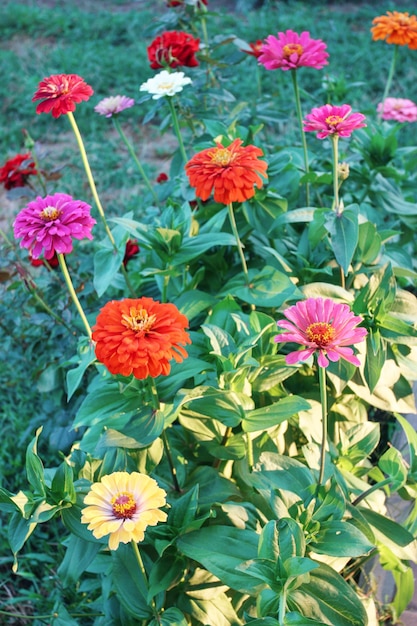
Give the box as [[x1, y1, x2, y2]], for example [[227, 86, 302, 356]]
[[278, 586, 287, 625], [213, 426, 233, 469], [380, 45, 398, 111], [57, 253, 92, 339], [227, 202, 250, 284], [112, 117, 159, 204], [317, 365, 328, 487], [246, 432, 254, 472], [291, 69, 310, 206], [167, 97, 188, 164], [330, 134, 340, 214], [66, 111, 116, 249], [120, 262, 138, 297], [131, 540, 158, 620], [162, 430, 181, 493], [352, 477, 392, 506]]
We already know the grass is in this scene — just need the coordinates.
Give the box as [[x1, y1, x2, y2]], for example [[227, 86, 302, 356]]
[[1, 0, 417, 622]]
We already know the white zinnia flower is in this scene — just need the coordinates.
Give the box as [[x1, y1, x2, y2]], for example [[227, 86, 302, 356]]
[[139, 70, 192, 100]]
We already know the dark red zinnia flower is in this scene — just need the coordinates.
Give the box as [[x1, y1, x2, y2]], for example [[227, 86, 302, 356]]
[[123, 239, 140, 267], [147, 31, 200, 69], [156, 172, 169, 183], [32, 73, 94, 118], [29, 251, 59, 269], [0, 153, 37, 190]]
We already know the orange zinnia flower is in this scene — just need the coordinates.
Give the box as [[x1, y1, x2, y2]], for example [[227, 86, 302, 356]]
[[371, 11, 417, 49], [92, 297, 191, 379], [185, 138, 268, 205]]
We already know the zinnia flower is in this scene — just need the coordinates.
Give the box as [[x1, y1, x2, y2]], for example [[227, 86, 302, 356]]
[[258, 30, 329, 71], [377, 97, 417, 123], [13, 192, 96, 259], [0, 153, 37, 190], [123, 239, 140, 267], [275, 297, 367, 368], [185, 138, 268, 204], [92, 297, 191, 379], [139, 70, 192, 100], [29, 251, 59, 269], [241, 40, 264, 58], [32, 73, 94, 118], [303, 104, 366, 139], [156, 172, 169, 183], [147, 30, 200, 69], [371, 11, 417, 49], [94, 95, 135, 117], [81, 471, 167, 550], [167, 0, 207, 7]]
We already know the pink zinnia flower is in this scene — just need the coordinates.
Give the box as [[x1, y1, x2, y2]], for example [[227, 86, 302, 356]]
[[377, 97, 417, 123], [275, 297, 367, 368], [13, 192, 96, 259], [303, 104, 367, 139], [94, 95, 135, 117], [258, 30, 329, 71], [32, 74, 94, 118]]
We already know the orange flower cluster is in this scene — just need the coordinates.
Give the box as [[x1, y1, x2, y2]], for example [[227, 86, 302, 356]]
[[185, 138, 268, 205], [371, 11, 417, 49], [92, 297, 191, 379]]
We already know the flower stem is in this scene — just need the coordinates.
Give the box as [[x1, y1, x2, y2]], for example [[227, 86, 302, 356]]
[[278, 586, 287, 625], [130, 540, 158, 620], [66, 111, 116, 249], [330, 134, 340, 215], [57, 253, 92, 339], [380, 45, 398, 111], [112, 117, 159, 204], [167, 97, 188, 164], [317, 365, 328, 487], [162, 430, 181, 493], [291, 69, 310, 206], [352, 477, 392, 506], [227, 202, 250, 285]]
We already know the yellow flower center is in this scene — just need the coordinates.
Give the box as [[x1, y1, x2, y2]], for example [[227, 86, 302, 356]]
[[306, 322, 336, 346], [209, 148, 233, 167], [40, 206, 61, 221], [282, 43, 303, 59], [111, 492, 137, 519], [121, 306, 157, 332], [159, 81, 174, 91], [325, 115, 344, 126]]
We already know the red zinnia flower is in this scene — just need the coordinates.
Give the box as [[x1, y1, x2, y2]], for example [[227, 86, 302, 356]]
[[32, 74, 94, 118], [167, 0, 207, 7], [275, 297, 367, 368], [92, 297, 191, 379], [29, 251, 59, 269], [258, 30, 329, 71], [242, 40, 264, 58], [303, 104, 366, 139], [371, 11, 417, 49], [185, 138, 268, 205], [147, 31, 200, 69], [123, 239, 140, 267], [0, 153, 37, 190], [156, 172, 169, 183]]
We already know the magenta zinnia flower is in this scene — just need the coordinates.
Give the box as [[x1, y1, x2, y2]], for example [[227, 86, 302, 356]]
[[32, 74, 94, 118], [303, 104, 366, 139], [13, 192, 96, 259], [258, 30, 329, 71], [377, 97, 417, 123], [94, 95, 135, 117], [275, 298, 367, 368]]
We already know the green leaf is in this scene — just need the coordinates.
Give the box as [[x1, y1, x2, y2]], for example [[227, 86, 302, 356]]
[[242, 396, 311, 432], [309, 520, 374, 557], [73, 384, 142, 428], [394, 412, 417, 475], [359, 508, 415, 548], [57, 535, 101, 586], [96, 407, 165, 452], [220, 266, 299, 307], [174, 232, 237, 264], [278, 518, 306, 561], [289, 562, 368, 626], [112, 543, 154, 619], [26, 427, 45, 496], [148, 553, 186, 601], [392, 564, 415, 618], [177, 526, 261, 594], [355, 222, 382, 265], [149, 607, 188, 626], [173, 290, 216, 321], [378, 447, 408, 490], [248, 453, 314, 501], [50, 461, 76, 504], [364, 330, 385, 392], [284, 611, 329, 625], [66, 341, 96, 401], [181, 388, 253, 427], [8, 512, 37, 572], [93, 243, 125, 297], [325, 204, 359, 275]]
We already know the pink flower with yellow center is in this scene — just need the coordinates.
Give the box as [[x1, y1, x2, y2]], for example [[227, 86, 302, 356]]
[[13, 192, 96, 259], [81, 471, 167, 551], [303, 104, 366, 139], [258, 30, 329, 71], [377, 97, 417, 123], [275, 297, 367, 368]]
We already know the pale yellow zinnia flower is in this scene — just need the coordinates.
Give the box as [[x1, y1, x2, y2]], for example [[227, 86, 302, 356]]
[[81, 471, 167, 550]]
